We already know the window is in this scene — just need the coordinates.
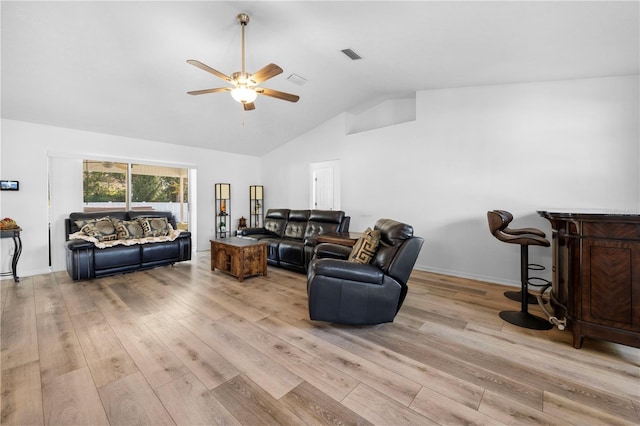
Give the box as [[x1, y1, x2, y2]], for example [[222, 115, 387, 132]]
[[82, 160, 189, 224]]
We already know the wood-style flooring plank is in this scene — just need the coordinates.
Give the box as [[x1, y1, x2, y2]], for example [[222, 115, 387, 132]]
[[417, 319, 640, 421], [217, 314, 360, 401], [478, 389, 573, 425], [106, 318, 190, 389], [141, 311, 240, 389], [1, 287, 38, 370], [300, 319, 486, 409], [210, 374, 304, 425], [344, 320, 544, 409], [342, 383, 436, 425], [410, 385, 510, 425], [280, 381, 373, 426], [1, 275, 34, 311], [98, 371, 175, 425], [35, 279, 87, 385], [256, 316, 423, 407], [69, 309, 138, 388], [542, 391, 640, 426], [155, 373, 241, 426], [179, 313, 303, 399], [42, 366, 109, 425], [0, 360, 43, 426]]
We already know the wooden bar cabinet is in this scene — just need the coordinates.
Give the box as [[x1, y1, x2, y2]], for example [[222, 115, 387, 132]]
[[538, 210, 640, 349]]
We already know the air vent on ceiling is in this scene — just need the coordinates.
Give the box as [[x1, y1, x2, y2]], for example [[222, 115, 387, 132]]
[[341, 48, 362, 60], [287, 74, 308, 86]]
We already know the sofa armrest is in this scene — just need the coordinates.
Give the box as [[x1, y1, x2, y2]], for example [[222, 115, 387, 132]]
[[314, 243, 351, 260], [66, 240, 96, 280], [312, 259, 384, 284], [241, 227, 267, 236], [66, 239, 96, 251], [177, 231, 192, 260]]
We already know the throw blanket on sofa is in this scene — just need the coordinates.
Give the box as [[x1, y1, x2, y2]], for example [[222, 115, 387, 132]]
[[69, 229, 184, 249]]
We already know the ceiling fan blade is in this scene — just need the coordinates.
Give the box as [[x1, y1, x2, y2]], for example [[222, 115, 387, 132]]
[[187, 60, 232, 82], [256, 87, 300, 103], [251, 63, 283, 84], [243, 102, 256, 111], [187, 87, 232, 96]]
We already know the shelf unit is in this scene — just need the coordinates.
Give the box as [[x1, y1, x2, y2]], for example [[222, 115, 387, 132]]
[[215, 183, 231, 238], [249, 185, 264, 227]]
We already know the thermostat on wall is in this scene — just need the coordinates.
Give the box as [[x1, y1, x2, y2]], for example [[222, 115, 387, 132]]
[[0, 180, 19, 191]]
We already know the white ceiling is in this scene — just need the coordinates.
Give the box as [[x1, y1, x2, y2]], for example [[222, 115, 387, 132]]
[[2, 1, 638, 156]]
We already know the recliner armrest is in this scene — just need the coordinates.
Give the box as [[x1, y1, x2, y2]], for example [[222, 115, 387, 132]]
[[314, 243, 351, 260], [312, 259, 384, 284]]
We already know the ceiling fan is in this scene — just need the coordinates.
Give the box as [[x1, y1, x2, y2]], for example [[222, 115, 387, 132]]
[[187, 13, 300, 111]]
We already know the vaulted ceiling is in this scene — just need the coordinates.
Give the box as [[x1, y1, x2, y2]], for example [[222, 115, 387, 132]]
[[2, 1, 638, 156]]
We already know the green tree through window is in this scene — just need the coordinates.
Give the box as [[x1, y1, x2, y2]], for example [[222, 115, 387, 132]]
[[83, 161, 188, 220]]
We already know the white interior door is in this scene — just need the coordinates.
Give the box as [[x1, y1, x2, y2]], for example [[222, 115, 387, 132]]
[[310, 160, 340, 210]]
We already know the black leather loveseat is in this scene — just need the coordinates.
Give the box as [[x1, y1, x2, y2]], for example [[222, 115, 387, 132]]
[[240, 208, 350, 273], [65, 210, 191, 281]]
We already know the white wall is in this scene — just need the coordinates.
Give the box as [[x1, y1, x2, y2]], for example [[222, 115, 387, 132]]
[[2, 75, 638, 284], [262, 75, 640, 286], [0, 119, 261, 277]]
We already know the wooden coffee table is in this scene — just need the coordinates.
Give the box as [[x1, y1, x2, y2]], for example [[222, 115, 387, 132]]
[[210, 237, 267, 282]]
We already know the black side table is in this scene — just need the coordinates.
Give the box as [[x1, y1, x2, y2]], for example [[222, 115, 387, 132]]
[[1, 228, 22, 282]]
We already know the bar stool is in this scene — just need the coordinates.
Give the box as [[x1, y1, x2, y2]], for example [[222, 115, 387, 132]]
[[492, 210, 547, 304], [487, 210, 552, 330]]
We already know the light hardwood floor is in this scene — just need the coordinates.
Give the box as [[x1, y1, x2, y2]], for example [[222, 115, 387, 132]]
[[2, 252, 639, 425]]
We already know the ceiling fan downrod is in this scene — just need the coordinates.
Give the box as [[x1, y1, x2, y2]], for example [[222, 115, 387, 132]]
[[237, 13, 250, 75]]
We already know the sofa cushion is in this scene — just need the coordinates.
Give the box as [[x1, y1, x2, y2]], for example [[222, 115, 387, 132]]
[[349, 227, 380, 264], [75, 217, 118, 242], [114, 219, 144, 239], [138, 217, 172, 237], [278, 239, 306, 267], [304, 210, 345, 240], [284, 210, 310, 239], [68, 211, 128, 235], [94, 245, 141, 269], [141, 240, 180, 262], [128, 211, 178, 229], [308, 210, 345, 224]]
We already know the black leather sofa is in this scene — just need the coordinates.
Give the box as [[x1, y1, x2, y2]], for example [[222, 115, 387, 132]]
[[65, 210, 191, 281], [240, 208, 350, 273], [307, 218, 424, 325]]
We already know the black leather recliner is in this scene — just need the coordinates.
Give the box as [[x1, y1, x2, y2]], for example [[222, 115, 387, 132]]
[[307, 218, 424, 325]]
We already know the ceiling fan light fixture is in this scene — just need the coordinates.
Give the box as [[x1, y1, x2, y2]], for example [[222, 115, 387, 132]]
[[231, 86, 258, 103], [187, 13, 299, 110]]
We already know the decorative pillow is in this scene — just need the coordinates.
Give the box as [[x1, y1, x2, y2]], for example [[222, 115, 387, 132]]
[[75, 217, 118, 242], [348, 227, 380, 264], [137, 217, 172, 237], [114, 219, 144, 240]]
